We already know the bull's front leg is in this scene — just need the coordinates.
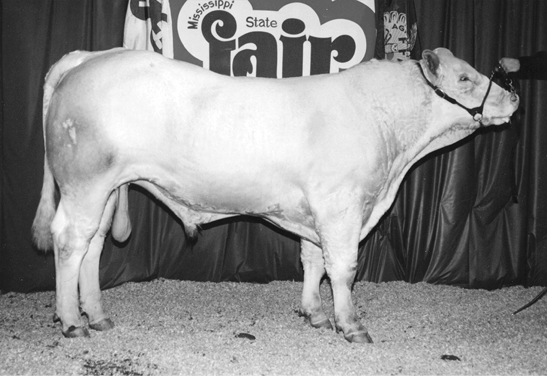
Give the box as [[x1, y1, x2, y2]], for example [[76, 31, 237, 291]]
[[300, 240, 333, 330], [314, 203, 373, 344]]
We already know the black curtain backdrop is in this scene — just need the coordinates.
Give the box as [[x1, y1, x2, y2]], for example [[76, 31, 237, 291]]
[[1, 0, 546, 293]]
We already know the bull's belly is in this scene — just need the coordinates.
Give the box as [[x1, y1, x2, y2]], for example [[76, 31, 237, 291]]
[[133, 173, 321, 244]]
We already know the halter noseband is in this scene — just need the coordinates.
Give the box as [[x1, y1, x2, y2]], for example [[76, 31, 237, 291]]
[[416, 62, 514, 126]]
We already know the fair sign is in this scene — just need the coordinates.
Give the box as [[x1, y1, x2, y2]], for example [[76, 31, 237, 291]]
[[170, 0, 376, 78]]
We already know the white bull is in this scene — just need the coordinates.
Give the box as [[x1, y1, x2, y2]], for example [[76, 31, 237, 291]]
[[32, 47, 518, 343]]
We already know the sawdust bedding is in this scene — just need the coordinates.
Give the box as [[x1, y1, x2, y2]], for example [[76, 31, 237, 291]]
[[1, 279, 546, 375]]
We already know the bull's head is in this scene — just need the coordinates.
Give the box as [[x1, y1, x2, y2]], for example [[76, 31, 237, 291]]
[[419, 48, 519, 126]]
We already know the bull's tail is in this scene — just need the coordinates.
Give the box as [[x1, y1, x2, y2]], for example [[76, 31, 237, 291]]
[[32, 158, 57, 251], [32, 48, 127, 251]]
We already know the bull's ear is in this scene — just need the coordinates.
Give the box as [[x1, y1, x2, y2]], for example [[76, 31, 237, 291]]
[[422, 49, 440, 78]]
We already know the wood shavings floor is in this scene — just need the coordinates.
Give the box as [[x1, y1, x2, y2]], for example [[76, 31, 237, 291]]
[[1, 279, 546, 375]]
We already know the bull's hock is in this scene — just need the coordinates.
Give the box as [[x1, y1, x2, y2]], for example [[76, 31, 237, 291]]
[[32, 47, 518, 343]]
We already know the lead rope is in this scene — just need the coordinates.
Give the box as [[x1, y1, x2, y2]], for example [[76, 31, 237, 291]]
[[418, 62, 539, 314], [513, 286, 547, 315], [500, 62, 543, 315]]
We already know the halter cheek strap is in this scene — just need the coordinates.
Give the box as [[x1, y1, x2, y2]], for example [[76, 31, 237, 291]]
[[416, 62, 493, 125]]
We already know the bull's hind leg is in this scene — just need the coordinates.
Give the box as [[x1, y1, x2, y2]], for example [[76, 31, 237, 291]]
[[51, 194, 109, 338], [300, 240, 333, 329], [79, 192, 117, 332]]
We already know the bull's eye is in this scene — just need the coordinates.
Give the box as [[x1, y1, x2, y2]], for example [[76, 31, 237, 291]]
[[459, 76, 470, 82]]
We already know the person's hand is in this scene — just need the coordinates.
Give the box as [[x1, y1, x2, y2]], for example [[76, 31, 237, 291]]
[[500, 57, 520, 73]]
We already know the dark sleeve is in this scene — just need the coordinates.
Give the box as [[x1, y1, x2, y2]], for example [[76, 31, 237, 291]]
[[510, 51, 547, 80]]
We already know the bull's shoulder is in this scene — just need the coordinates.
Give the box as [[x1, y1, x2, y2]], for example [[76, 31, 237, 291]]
[[354, 59, 432, 105]]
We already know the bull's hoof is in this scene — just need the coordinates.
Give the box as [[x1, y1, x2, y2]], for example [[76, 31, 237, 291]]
[[62, 325, 90, 338], [310, 317, 334, 330], [89, 319, 114, 332], [89, 318, 115, 332], [344, 330, 373, 344], [298, 309, 333, 330]]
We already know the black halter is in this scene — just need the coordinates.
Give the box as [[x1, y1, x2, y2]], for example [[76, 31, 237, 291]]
[[416, 62, 515, 126]]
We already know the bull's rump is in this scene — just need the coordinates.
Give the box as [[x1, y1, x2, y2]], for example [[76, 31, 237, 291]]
[[46, 49, 384, 218]]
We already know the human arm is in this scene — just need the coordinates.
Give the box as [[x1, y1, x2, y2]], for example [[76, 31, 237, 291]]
[[500, 51, 547, 80]]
